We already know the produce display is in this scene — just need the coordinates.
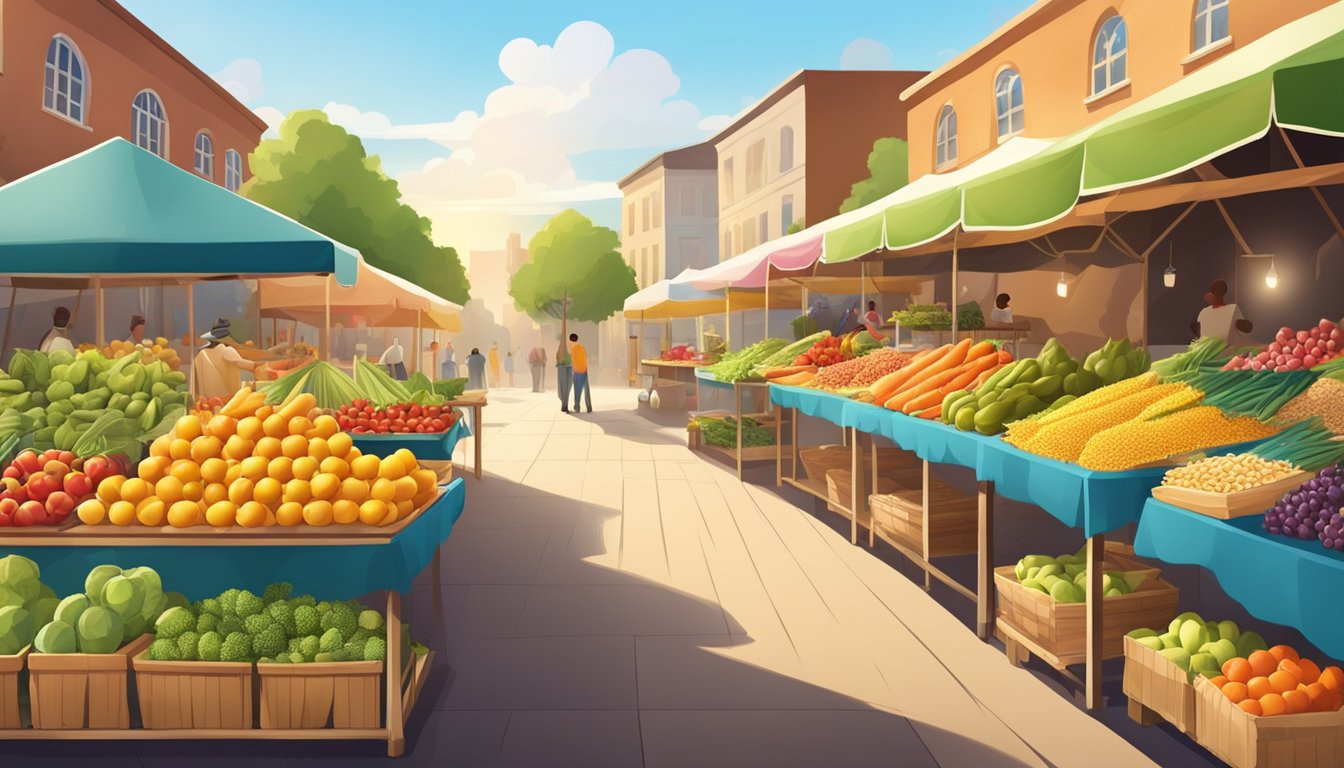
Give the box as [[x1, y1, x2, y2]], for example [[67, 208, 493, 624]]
[[0, 554, 57, 654], [889, 303, 951, 330], [659, 345, 697, 362], [1276, 378, 1344, 433], [1263, 464, 1344, 551], [1083, 338, 1151, 387], [76, 387, 440, 529], [31, 563, 180, 654], [1187, 369, 1318, 421], [758, 332, 828, 369], [0, 449, 127, 526], [80, 338, 183, 372], [1161, 454, 1298, 494], [693, 416, 773, 448], [1011, 548, 1145, 603], [793, 334, 850, 368], [1127, 613, 1269, 684], [703, 338, 789, 383], [942, 338, 1084, 434], [264, 359, 366, 410], [806, 349, 913, 392], [876, 340, 1012, 418], [1223, 320, 1343, 371], [1248, 418, 1344, 471], [1151, 337, 1230, 382], [334, 400, 461, 434]]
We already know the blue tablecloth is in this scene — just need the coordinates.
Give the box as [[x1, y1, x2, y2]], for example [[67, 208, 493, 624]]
[[1135, 499, 1344, 660], [769, 384, 853, 424], [350, 417, 471, 462], [693, 367, 734, 391], [7, 478, 466, 601]]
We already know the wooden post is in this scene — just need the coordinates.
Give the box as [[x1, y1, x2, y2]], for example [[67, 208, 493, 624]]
[[186, 284, 196, 399], [93, 276, 106, 347], [848, 428, 861, 545], [1086, 534, 1105, 710], [321, 276, 332, 362], [976, 480, 995, 640], [764, 276, 770, 342], [922, 459, 933, 591], [950, 229, 960, 338], [724, 290, 731, 351], [414, 314, 422, 377], [0, 286, 16, 362], [384, 590, 405, 756], [868, 442, 878, 548]]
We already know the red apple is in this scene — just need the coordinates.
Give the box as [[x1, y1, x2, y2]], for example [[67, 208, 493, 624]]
[[25, 474, 57, 503], [2, 466, 21, 481], [62, 472, 93, 499], [83, 456, 109, 485], [45, 491, 75, 519], [14, 451, 40, 474], [56, 450, 75, 466], [14, 500, 45, 526], [42, 460, 69, 481]]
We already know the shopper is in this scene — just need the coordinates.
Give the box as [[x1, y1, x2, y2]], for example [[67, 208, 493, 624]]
[[1192, 280, 1254, 345], [38, 306, 75, 355], [442, 340, 458, 379], [505, 350, 515, 387], [555, 338, 573, 413], [528, 346, 546, 392], [487, 342, 501, 388], [377, 337, 408, 380], [466, 347, 487, 391], [128, 315, 147, 345], [193, 318, 260, 400], [990, 293, 1013, 324], [569, 332, 591, 413]]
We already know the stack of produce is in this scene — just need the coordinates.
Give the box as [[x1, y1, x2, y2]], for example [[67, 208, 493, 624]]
[[1151, 337, 1230, 382], [941, 338, 1083, 433], [32, 563, 182, 654], [702, 338, 789, 383], [757, 332, 826, 368], [0, 449, 127, 526], [263, 359, 366, 411], [77, 386, 440, 529], [146, 583, 409, 664], [334, 400, 461, 434], [956, 301, 985, 331], [0, 349, 187, 457], [805, 349, 914, 393], [1012, 548, 1144, 602], [81, 338, 183, 371], [1250, 418, 1344, 471], [889, 304, 952, 330], [1274, 378, 1344, 433], [1223, 320, 1342, 371], [1128, 613, 1269, 684], [659, 345, 696, 362], [0, 554, 58, 654], [1161, 454, 1298, 494], [1083, 338, 1150, 386], [875, 340, 1012, 418], [1263, 462, 1344, 552], [1187, 369, 1318, 421], [792, 334, 849, 368], [693, 416, 773, 448]]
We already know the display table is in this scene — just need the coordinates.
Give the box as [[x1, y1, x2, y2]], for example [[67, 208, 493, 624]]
[[642, 359, 709, 410], [1135, 499, 1344, 660], [351, 418, 472, 479], [443, 396, 486, 479], [0, 478, 466, 756]]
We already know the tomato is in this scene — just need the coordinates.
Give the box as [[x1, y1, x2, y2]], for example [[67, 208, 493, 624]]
[[409, 405, 422, 418], [427, 406, 441, 418]]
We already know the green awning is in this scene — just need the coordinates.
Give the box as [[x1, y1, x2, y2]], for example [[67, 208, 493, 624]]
[[0, 138, 360, 285]]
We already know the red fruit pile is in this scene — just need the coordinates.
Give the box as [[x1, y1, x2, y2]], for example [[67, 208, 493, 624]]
[[793, 336, 850, 368], [0, 449, 125, 526], [660, 345, 695, 361], [335, 400, 461, 434], [1224, 320, 1342, 372]]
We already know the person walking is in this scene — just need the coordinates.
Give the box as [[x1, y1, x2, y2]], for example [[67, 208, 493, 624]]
[[555, 338, 573, 413], [505, 351, 515, 388], [442, 340, 458, 379], [466, 347, 487, 391], [528, 346, 546, 392], [487, 342, 501, 388], [569, 333, 592, 413]]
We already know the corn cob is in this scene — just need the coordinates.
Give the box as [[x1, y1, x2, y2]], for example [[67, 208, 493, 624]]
[[1005, 372, 1159, 443], [1076, 406, 1278, 471], [1013, 382, 1183, 461], [1133, 384, 1203, 422]]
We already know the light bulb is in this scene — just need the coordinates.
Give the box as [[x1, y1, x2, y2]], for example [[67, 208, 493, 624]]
[[1056, 275, 1069, 298], [1163, 266, 1177, 288], [1265, 261, 1278, 289]]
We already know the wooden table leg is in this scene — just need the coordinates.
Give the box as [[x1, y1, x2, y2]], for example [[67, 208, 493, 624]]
[[385, 589, 405, 757], [735, 383, 744, 480], [868, 442, 878, 549], [849, 429, 860, 545], [473, 405, 482, 480], [775, 401, 783, 488], [921, 460, 932, 592], [1086, 534, 1105, 710], [976, 480, 995, 640]]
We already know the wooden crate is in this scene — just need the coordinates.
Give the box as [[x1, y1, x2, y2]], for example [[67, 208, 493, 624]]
[[28, 633, 151, 729], [1123, 634, 1197, 736], [994, 550, 1178, 667], [869, 477, 977, 558], [800, 445, 919, 485], [823, 469, 900, 517], [132, 652, 255, 729], [1194, 676, 1344, 768], [258, 660, 383, 729], [0, 645, 29, 729], [1152, 471, 1312, 520]]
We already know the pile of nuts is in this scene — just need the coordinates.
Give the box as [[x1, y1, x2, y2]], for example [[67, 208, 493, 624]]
[[1162, 453, 1298, 493]]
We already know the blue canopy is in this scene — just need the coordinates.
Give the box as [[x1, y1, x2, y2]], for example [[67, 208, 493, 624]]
[[0, 138, 358, 286]]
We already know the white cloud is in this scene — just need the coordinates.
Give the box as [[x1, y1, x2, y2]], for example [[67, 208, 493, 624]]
[[213, 58, 264, 104], [840, 38, 893, 70], [253, 106, 285, 131]]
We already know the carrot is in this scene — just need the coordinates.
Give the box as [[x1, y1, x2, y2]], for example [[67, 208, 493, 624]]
[[868, 343, 955, 402], [772, 371, 815, 386], [885, 338, 973, 398], [901, 389, 947, 415], [997, 349, 1014, 365], [765, 365, 816, 379], [915, 405, 941, 419], [963, 340, 997, 363], [887, 365, 966, 411], [937, 354, 1002, 395], [970, 368, 996, 389]]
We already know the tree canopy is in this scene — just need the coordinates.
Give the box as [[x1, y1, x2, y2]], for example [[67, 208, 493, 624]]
[[838, 137, 909, 214], [243, 110, 470, 304], [509, 210, 636, 324]]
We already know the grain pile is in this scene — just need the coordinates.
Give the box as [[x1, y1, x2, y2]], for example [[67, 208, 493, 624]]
[[1277, 378, 1344, 433]]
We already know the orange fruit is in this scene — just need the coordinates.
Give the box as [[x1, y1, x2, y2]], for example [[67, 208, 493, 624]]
[[350, 454, 379, 480], [174, 414, 204, 441], [306, 437, 331, 462], [1303, 682, 1329, 710], [1259, 693, 1287, 717], [281, 435, 308, 460], [264, 508, 277, 527], [200, 457, 228, 485], [302, 500, 333, 527], [393, 499, 413, 521], [236, 501, 267, 528], [370, 478, 396, 503], [77, 499, 107, 525], [379, 456, 407, 480], [167, 500, 200, 528], [332, 499, 359, 525], [1238, 699, 1263, 716], [319, 456, 350, 480], [227, 478, 255, 505], [253, 477, 283, 507], [283, 479, 311, 505], [254, 436, 283, 460], [1278, 659, 1303, 680], [313, 415, 340, 439], [239, 456, 269, 481], [138, 456, 170, 483], [1222, 682, 1248, 703], [412, 469, 437, 496], [358, 499, 387, 526], [1247, 677, 1273, 700], [136, 498, 166, 527], [1283, 689, 1310, 714], [275, 501, 304, 527], [206, 414, 237, 440], [108, 500, 136, 526], [267, 456, 295, 483], [1269, 645, 1300, 663], [149, 434, 172, 458], [224, 435, 255, 461], [236, 416, 264, 443], [291, 456, 319, 481], [1320, 666, 1344, 692], [1323, 689, 1344, 713], [97, 475, 127, 505], [190, 435, 224, 463], [310, 473, 340, 501], [262, 412, 289, 439], [182, 481, 204, 502], [338, 478, 368, 503], [1268, 670, 1298, 695], [1209, 675, 1229, 690], [327, 432, 354, 459], [119, 477, 150, 505], [1249, 650, 1278, 678], [203, 483, 228, 506], [1298, 658, 1323, 685], [255, 405, 274, 421], [287, 416, 314, 437], [169, 459, 201, 484], [223, 461, 243, 485], [169, 438, 193, 461], [392, 476, 417, 502], [394, 448, 418, 474]]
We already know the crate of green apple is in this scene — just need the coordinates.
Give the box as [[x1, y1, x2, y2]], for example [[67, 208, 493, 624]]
[[335, 399, 461, 434], [0, 449, 126, 527]]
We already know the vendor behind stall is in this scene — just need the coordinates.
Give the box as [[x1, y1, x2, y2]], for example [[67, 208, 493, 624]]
[[193, 318, 259, 400], [990, 293, 1013, 324], [38, 306, 75, 354], [1192, 280, 1253, 345]]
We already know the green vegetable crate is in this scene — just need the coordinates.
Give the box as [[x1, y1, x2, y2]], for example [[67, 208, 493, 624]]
[[0, 645, 28, 729], [258, 658, 384, 729], [132, 652, 254, 729], [28, 633, 150, 729]]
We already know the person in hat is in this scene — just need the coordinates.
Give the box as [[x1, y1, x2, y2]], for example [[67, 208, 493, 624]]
[[38, 306, 75, 355], [378, 337, 408, 380], [193, 318, 259, 400]]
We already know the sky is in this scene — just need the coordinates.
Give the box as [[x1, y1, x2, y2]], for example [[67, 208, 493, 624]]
[[121, 0, 1027, 257]]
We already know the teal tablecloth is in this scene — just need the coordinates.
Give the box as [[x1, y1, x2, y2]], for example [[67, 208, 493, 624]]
[[7, 479, 466, 601], [350, 417, 471, 461], [1135, 499, 1344, 659], [769, 384, 853, 424], [694, 367, 733, 391]]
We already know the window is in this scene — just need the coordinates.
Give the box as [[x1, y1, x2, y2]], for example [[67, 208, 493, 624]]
[[1092, 15, 1128, 95], [1193, 0, 1230, 51], [651, 244, 661, 282], [935, 105, 957, 169], [758, 212, 769, 245], [745, 140, 765, 193], [723, 231, 733, 259], [680, 186, 697, 216], [652, 191, 662, 228], [994, 69, 1025, 139], [193, 132, 214, 179], [781, 195, 794, 237], [641, 247, 649, 286], [132, 90, 168, 157], [44, 35, 88, 125], [779, 126, 795, 173], [224, 149, 243, 192], [627, 203, 635, 235], [721, 159, 734, 207], [642, 197, 651, 232]]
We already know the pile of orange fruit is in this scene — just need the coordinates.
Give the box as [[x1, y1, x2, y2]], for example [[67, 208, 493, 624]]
[[75, 387, 439, 529], [1209, 644, 1344, 717]]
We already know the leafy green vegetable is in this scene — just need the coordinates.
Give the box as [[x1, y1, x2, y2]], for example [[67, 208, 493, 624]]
[[695, 416, 773, 447]]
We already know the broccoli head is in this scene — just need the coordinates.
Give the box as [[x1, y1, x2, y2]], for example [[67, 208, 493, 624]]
[[314, 651, 335, 663], [297, 635, 320, 661], [319, 628, 343, 653], [200, 597, 223, 618], [198, 631, 222, 661], [343, 637, 366, 659], [153, 606, 195, 640], [243, 613, 272, 635], [220, 631, 251, 662], [148, 637, 180, 661], [315, 601, 331, 615], [196, 613, 219, 634], [363, 636, 386, 662], [261, 582, 293, 605], [218, 589, 241, 616], [252, 624, 287, 659], [267, 602, 296, 636], [357, 609, 385, 632], [176, 631, 201, 661], [220, 615, 244, 637], [321, 602, 358, 641], [287, 651, 305, 664], [234, 590, 263, 619], [289, 595, 316, 608], [293, 605, 319, 637]]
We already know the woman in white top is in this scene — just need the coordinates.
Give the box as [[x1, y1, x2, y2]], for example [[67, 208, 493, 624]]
[[1191, 280, 1253, 345], [38, 307, 75, 355], [378, 338, 408, 380]]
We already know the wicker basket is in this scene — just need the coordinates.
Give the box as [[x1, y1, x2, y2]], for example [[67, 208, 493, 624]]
[[869, 476, 977, 558], [994, 546, 1177, 667], [823, 469, 900, 518], [1123, 634, 1197, 736], [132, 653, 255, 729], [257, 660, 383, 729], [1194, 676, 1344, 768], [28, 633, 151, 729], [0, 645, 29, 729]]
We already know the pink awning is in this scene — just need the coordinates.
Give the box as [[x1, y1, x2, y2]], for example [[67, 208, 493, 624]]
[[684, 234, 823, 290]]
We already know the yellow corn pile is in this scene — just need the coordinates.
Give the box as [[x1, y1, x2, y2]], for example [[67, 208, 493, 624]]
[[1162, 453, 1298, 493], [1004, 372, 1159, 443], [1009, 382, 1183, 461], [1134, 384, 1204, 422], [1076, 407, 1278, 471]]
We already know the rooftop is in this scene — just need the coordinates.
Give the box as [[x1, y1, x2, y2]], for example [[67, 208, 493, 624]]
[[617, 142, 718, 189]]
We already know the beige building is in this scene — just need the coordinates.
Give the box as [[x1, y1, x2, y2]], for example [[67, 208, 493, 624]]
[[468, 232, 527, 322], [711, 70, 925, 260], [617, 142, 718, 288]]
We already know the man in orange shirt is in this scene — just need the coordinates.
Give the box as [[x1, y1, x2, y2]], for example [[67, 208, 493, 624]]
[[569, 333, 591, 413]]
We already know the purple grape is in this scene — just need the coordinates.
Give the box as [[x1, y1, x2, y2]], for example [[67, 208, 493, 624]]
[[1335, 540, 1344, 552], [1299, 524, 1313, 537]]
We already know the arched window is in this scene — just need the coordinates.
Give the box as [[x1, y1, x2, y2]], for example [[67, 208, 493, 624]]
[[193, 132, 214, 179], [43, 35, 88, 125], [1193, 0, 1230, 51], [935, 105, 957, 169], [779, 126, 795, 173], [995, 69, 1024, 139], [132, 90, 168, 158], [224, 149, 243, 192], [1092, 15, 1128, 95]]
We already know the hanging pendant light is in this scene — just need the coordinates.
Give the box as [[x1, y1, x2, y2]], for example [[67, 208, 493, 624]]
[[1163, 243, 1177, 288], [1056, 272, 1069, 298], [1265, 258, 1278, 289]]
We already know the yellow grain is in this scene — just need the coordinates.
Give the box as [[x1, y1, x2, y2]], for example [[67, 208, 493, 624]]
[[1004, 372, 1159, 444], [1162, 453, 1298, 493], [1015, 382, 1183, 462], [1076, 407, 1279, 472]]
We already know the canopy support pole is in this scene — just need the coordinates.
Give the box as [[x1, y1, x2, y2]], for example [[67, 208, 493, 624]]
[[187, 284, 196, 399], [1278, 126, 1344, 278], [254, 280, 262, 347], [950, 229, 960, 338], [860, 262, 867, 325], [1139, 202, 1200, 261], [764, 278, 770, 343], [1, 287, 16, 364], [92, 276, 105, 347], [414, 313, 423, 376], [1214, 200, 1255, 255], [724, 290, 731, 351], [321, 275, 332, 362]]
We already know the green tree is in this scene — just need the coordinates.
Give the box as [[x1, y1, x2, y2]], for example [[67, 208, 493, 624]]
[[838, 137, 909, 214], [243, 110, 469, 304], [509, 210, 636, 336], [786, 219, 806, 235]]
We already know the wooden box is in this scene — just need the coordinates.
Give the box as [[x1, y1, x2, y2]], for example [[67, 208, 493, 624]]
[[1152, 471, 1311, 520], [800, 445, 920, 485], [1194, 676, 1344, 768], [28, 633, 151, 729], [257, 660, 383, 729], [823, 469, 899, 517], [132, 653, 255, 729], [1123, 634, 1197, 736], [0, 645, 29, 729], [994, 548, 1178, 667], [869, 477, 978, 558]]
